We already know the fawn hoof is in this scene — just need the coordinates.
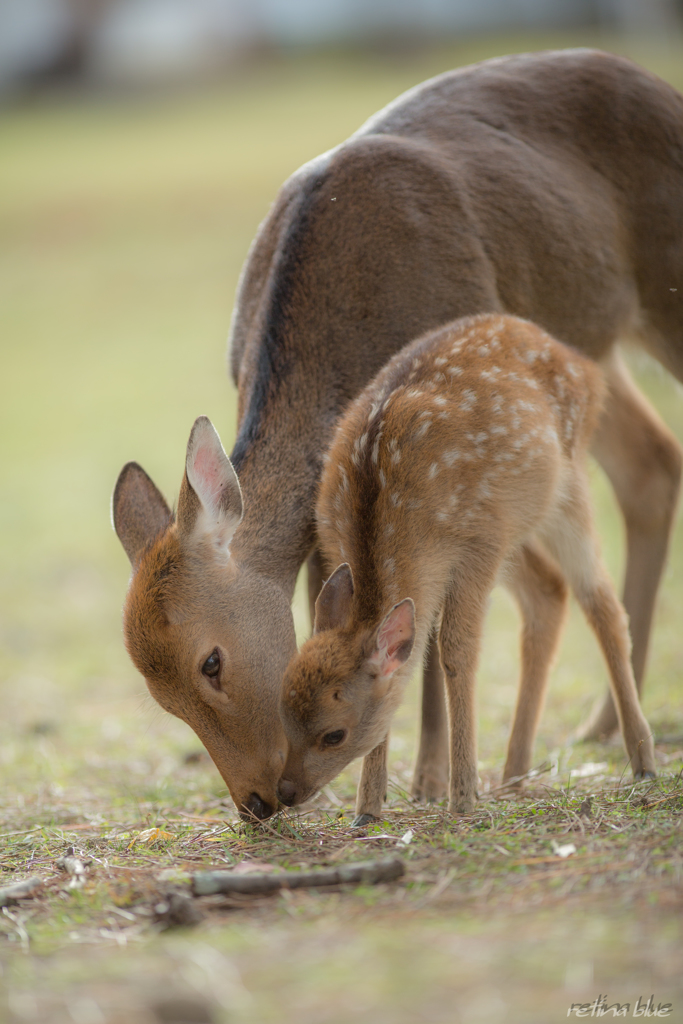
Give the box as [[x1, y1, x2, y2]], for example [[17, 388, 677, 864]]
[[351, 813, 379, 828], [634, 770, 656, 781]]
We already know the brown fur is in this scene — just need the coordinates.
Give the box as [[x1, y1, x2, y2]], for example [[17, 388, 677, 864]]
[[114, 50, 681, 817], [279, 315, 655, 817]]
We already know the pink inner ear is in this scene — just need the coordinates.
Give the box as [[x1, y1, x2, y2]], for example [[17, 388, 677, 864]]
[[192, 445, 223, 505], [376, 600, 415, 677]]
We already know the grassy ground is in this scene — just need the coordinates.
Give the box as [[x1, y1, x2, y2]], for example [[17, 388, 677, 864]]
[[1, 30, 682, 1024]]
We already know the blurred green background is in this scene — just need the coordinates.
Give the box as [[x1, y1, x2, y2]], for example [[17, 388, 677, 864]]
[[1, 30, 682, 1023]]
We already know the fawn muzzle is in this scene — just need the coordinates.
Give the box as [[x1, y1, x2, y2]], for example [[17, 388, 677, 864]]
[[278, 778, 298, 806]]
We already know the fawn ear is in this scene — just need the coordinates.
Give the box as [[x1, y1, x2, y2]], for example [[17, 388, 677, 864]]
[[369, 599, 416, 679], [177, 416, 243, 551], [314, 563, 354, 633], [112, 462, 172, 566]]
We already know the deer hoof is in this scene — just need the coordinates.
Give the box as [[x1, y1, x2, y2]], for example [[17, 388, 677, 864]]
[[411, 771, 448, 804], [449, 791, 477, 815], [634, 770, 656, 781], [351, 813, 379, 828]]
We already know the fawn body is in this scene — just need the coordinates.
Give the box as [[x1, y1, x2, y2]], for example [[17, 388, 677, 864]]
[[113, 50, 680, 818], [279, 314, 656, 819]]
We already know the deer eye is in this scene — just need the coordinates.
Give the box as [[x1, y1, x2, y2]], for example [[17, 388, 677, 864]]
[[201, 649, 221, 689], [322, 729, 346, 747]]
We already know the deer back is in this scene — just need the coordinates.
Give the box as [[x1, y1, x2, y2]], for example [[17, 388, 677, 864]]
[[317, 314, 605, 611]]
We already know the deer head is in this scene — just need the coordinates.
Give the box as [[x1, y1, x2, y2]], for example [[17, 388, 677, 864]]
[[278, 563, 416, 807], [113, 417, 296, 819]]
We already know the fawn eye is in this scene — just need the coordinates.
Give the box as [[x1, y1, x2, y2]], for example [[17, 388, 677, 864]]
[[201, 649, 221, 689], [323, 729, 346, 747]]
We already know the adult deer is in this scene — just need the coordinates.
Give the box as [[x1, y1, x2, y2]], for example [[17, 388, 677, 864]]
[[278, 314, 656, 820], [113, 48, 682, 819]]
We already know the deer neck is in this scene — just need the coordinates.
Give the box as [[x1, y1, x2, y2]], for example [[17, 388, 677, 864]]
[[228, 379, 335, 591]]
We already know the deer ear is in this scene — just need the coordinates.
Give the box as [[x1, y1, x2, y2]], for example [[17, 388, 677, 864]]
[[369, 599, 415, 679], [314, 564, 354, 633], [112, 462, 172, 566], [177, 416, 243, 551]]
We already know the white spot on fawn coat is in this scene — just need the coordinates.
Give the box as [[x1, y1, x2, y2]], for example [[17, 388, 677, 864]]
[[372, 438, 380, 464], [442, 450, 461, 467], [459, 389, 477, 412]]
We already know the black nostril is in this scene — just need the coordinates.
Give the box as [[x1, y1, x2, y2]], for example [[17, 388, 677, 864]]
[[240, 792, 274, 821], [278, 779, 297, 806]]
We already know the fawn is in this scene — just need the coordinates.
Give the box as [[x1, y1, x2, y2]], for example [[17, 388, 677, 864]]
[[278, 313, 656, 822]]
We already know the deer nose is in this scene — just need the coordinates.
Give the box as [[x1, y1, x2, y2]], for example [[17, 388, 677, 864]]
[[278, 779, 298, 806], [240, 792, 275, 821]]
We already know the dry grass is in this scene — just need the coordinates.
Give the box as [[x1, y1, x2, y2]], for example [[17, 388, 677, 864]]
[[2, 756, 682, 1021]]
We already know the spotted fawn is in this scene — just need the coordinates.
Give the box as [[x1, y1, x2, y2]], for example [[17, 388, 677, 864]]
[[278, 313, 655, 822]]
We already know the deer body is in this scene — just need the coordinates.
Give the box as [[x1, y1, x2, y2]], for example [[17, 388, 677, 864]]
[[279, 314, 656, 817], [113, 49, 680, 818]]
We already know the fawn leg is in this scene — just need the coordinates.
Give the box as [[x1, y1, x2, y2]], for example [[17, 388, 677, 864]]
[[542, 473, 656, 779], [585, 354, 681, 739], [502, 544, 569, 784], [353, 735, 389, 826], [576, 578, 656, 778], [439, 567, 498, 814], [412, 629, 449, 803]]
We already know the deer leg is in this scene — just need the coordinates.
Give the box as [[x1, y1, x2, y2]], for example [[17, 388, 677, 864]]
[[583, 353, 681, 740], [353, 735, 389, 826], [542, 473, 656, 779], [306, 546, 326, 629], [502, 544, 569, 784], [439, 568, 499, 814], [411, 630, 449, 803]]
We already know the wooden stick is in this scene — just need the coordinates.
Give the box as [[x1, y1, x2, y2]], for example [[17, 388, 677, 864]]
[[192, 855, 405, 896], [0, 877, 43, 906], [642, 792, 682, 809]]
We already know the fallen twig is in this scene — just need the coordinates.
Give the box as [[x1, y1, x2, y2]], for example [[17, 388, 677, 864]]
[[0, 876, 44, 906], [192, 854, 405, 896], [0, 826, 43, 840], [56, 847, 88, 888], [487, 761, 553, 794], [56, 849, 87, 877], [642, 792, 683, 810]]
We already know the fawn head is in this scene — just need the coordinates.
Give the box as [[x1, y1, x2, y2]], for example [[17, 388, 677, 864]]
[[113, 417, 295, 820], [278, 563, 415, 807]]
